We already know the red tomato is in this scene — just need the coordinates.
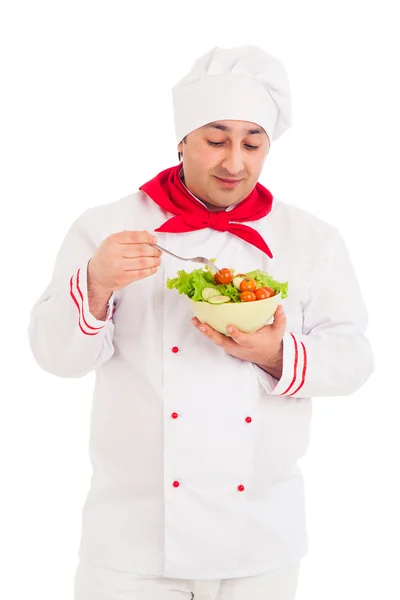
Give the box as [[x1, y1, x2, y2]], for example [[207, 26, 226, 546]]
[[239, 277, 257, 293], [254, 288, 268, 300], [262, 286, 275, 298], [214, 268, 233, 285], [240, 291, 256, 302]]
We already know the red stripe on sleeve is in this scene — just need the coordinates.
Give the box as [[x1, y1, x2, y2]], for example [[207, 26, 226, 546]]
[[76, 269, 105, 331], [281, 333, 299, 396], [289, 341, 307, 396], [69, 274, 101, 336]]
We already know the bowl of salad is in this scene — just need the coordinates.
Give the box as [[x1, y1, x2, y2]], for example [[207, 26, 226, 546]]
[[167, 265, 288, 335]]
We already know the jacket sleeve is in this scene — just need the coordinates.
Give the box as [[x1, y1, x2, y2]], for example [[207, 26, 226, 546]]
[[254, 230, 374, 398], [28, 216, 116, 378]]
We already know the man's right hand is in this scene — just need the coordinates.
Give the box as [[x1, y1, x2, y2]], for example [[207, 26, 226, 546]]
[[86, 231, 161, 320]]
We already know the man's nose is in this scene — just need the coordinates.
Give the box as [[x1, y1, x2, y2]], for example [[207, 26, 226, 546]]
[[221, 146, 245, 176]]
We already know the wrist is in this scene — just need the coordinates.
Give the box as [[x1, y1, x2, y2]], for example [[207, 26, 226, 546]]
[[87, 261, 112, 298], [87, 262, 113, 320], [257, 341, 283, 379]]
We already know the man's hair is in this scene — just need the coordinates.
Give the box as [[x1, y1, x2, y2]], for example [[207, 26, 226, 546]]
[[178, 136, 187, 161]]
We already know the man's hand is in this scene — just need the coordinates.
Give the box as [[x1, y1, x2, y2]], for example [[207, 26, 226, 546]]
[[87, 230, 161, 319], [192, 305, 286, 379], [88, 230, 161, 294]]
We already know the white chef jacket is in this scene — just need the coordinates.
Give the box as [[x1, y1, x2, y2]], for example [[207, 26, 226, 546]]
[[28, 187, 374, 580]]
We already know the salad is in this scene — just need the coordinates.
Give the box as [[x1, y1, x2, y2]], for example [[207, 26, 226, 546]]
[[166, 265, 288, 304]]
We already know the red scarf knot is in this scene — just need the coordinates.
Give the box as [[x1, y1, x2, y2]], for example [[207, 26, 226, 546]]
[[206, 211, 230, 232]]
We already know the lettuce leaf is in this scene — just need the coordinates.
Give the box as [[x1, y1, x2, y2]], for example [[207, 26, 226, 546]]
[[166, 268, 217, 301], [246, 270, 288, 299], [219, 282, 241, 302]]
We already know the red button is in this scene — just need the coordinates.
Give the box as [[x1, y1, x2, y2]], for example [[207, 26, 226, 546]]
[[171, 412, 179, 419], [245, 417, 252, 423], [238, 485, 245, 492], [172, 346, 179, 353], [173, 480, 180, 488]]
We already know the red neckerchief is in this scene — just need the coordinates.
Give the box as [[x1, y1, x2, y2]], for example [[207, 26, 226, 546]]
[[139, 164, 273, 257]]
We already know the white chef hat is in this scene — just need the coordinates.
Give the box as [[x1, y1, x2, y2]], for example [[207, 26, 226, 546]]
[[172, 45, 292, 144]]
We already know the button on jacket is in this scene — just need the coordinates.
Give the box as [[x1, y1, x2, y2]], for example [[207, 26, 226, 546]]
[[28, 190, 374, 579]]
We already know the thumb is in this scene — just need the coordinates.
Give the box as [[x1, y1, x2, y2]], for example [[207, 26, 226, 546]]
[[272, 304, 287, 334]]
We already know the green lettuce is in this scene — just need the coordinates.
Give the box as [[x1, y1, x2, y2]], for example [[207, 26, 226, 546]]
[[246, 270, 288, 299], [166, 266, 288, 302], [166, 268, 216, 302]]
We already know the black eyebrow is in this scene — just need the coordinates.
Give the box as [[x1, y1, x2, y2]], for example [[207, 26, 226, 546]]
[[205, 123, 264, 135]]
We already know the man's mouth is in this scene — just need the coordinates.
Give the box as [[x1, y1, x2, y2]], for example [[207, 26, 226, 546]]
[[214, 176, 243, 188]]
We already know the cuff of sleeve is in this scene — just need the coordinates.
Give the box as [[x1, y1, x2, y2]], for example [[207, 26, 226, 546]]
[[69, 265, 115, 336], [255, 332, 308, 396]]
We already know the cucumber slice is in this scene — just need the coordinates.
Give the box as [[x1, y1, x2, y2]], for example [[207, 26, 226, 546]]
[[207, 295, 232, 304], [232, 276, 245, 290], [201, 287, 221, 301]]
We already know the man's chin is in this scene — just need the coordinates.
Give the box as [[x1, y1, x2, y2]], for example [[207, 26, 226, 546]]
[[205, 194, 242, 210]]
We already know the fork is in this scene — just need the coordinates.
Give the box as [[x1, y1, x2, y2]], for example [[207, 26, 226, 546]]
[[152, 244, 221, 273]]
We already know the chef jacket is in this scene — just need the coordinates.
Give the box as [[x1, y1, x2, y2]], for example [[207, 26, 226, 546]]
[[28, 188, 374, 579]]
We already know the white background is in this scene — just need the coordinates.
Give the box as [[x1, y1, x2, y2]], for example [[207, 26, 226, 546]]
[[1, 1, 399, 598]]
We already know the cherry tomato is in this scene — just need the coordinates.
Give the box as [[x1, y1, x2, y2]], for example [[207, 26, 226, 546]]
[[239, 277, 257, 293], [240, 291, 256, 302], [214, 268, 233, 285], [262, 286, 275, 298], [254, 288, 268, 300]]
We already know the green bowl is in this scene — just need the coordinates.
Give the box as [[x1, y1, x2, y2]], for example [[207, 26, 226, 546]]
[[188, 292, 281, 335]]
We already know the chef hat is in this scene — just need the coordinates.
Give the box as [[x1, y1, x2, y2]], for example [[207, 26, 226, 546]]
[[172, 45, 292, 144]]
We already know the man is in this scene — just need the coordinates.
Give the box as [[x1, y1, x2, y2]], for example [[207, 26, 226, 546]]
[[28, 45, 374, 600]]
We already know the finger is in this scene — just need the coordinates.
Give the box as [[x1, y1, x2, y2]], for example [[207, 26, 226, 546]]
[[122, 256, 161, 271], [129, 265, 160, 281], [272, 305, 287, 335], [120, 243, 162, 258], [114, 230, 158, 245], [224, 325, 253, 346], [191, 318, 220, 339], [191, 318, 233, 348]]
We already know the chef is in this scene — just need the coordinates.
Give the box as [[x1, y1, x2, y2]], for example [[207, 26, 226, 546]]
[[28, 45, 374, 600]]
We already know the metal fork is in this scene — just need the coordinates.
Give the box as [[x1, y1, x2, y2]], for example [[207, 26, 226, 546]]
[[153, 244, 221, 272]]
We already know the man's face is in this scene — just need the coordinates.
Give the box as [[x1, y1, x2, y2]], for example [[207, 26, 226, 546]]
[[178, 120, 270, 209]]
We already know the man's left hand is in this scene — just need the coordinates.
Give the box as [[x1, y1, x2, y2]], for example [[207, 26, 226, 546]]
[[191, 304, 286, 379]]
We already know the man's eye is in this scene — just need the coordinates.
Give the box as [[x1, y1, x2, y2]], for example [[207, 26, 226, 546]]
[[207, 141, 259, 150]]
